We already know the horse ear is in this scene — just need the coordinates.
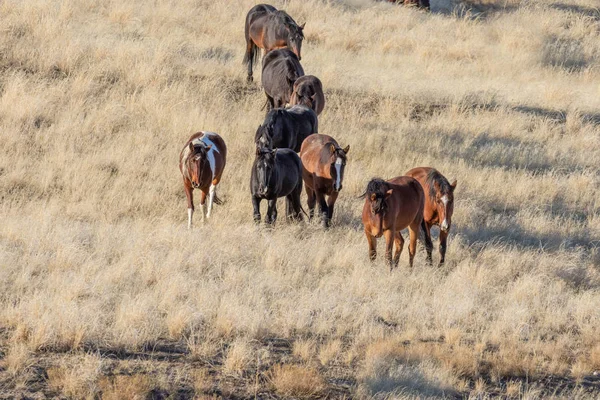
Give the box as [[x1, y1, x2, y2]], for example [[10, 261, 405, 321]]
[[385, 189, 393, 199], [370, 193, 377, 201], [300, 22, 305, 30], [330, 144, 336, 154], [343, 145, 350, 154], [450, 179, 457, 190]]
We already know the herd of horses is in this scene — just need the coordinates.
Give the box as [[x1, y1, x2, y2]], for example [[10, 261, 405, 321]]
[[179, 3, 454, 269]]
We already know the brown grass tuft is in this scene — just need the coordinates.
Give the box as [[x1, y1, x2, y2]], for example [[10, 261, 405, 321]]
[[268, 364, 326, 398]]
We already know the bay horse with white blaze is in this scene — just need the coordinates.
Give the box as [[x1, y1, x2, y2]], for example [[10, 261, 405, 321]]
[[255, 105, 318, 152], [362, 177, 433, 270], [405, 167, 456, 265], [261, 48, 304, 112], [300, 134, 349, 228], [290, 75, 325, 116], [244, 4, 305, 83], [179, 132, 227, 228], [251, 147, 304, 225]]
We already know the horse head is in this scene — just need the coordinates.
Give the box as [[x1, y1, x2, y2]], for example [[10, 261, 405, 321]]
[[327, 143, 349, 192], [255, 147, 277, 196], [287, 22, 304, 60], [255, 124, 274, 149], [363, 178, 393, 237], [187, 141, 212, 188], [434, 178, 457, 232]]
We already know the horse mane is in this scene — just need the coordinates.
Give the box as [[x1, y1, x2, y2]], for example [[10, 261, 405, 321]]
[[366, 178, 389, 197], [425, 169, 451, 199], [274, 10, 299, 30]]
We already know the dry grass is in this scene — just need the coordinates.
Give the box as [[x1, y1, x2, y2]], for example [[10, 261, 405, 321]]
[[0, 0, 599, 398], [268, 364, 326, 398]]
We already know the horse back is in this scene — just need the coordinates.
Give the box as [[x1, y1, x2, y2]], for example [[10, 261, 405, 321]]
[[387, 176, 425, 227]]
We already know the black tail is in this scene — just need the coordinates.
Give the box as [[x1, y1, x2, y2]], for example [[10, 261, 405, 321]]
[[243, 41, 259, 68]]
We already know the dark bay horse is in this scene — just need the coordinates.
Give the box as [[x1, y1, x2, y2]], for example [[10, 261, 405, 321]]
[[251, 147, 303, 225], [361, 177, 433, 270], [405, 167, 456, 265], [290, 75, 325, 116], [244, 4, 305, 83], [179, 132, 227, 228], [300, 134, 349, 228], [254, 105, 318, 152], [261, 48, 304, 111]]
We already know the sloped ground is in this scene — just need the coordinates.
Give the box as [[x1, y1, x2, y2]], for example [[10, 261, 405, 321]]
[[0, 0, 599, 398]]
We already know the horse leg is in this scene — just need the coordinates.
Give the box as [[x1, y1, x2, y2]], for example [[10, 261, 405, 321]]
[[384, 229, 395, 271], [393, 231, 404, 267], [252, 196, 261, 224], [407, 223, 419, 268], [366, 229, 377, 261], [439, 229, 448, 266], [184, 183, 194, 229], [199, 190, 207, 223], [206, 183, 217, 218], [315, 191, 329, 228], [305, 185, 316, 220], [326, 192, 338, 226], [266, 199, 277, 225], [424, 221, 433, 265], [290, 182, 303, 221]]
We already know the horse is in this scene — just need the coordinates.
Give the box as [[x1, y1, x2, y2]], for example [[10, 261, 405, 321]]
[[250, 147, 304, 225], [243, 4, 305, 83], [261, 48, 304, 112], [300, 134, 349, 228], [179, 132, 227, 228], [361, 177, 433, 270], [254, 105, 318, 152], [405, 167, 456, 265], [290, 75, 325, 116]]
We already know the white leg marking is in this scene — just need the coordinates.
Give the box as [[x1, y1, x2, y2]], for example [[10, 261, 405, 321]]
[[207, 184, 216, 218], [334, 157, 342, 191], [200, 202, 206, 222], [440, 195, 449, 231], [187, 208, 193, 229]]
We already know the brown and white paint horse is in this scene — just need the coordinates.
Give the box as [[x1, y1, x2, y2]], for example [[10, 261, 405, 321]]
[[361, 177, 433, 270], [179, 131, 227, 228], [405, 167, 456, 265], [300, 134, 349, 228]]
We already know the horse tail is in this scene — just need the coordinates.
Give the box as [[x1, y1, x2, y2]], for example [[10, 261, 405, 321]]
[[243, 15, 259, 66]]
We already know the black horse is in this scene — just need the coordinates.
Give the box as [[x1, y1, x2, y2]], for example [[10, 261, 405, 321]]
[[251, 147, 303, 224], [261, 48, 304, 111], [244, 4, 305, 83], [254, 105, 318, 152]]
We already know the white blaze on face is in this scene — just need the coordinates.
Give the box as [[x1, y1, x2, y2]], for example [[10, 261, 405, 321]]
[[440, 195, 449, 231], [334, 157, 343, 190]]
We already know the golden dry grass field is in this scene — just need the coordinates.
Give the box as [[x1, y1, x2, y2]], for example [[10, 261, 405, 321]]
[[1, 0, 600, 398]]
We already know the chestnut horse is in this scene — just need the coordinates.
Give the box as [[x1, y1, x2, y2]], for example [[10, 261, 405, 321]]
[[361, 177, 433, 270], [244, 4, 305, 83], [405, 167, 456, 265], [261, 48, 304, 112], [290, 75, 325, 116], [300, 134, 349, 228], [179, 132, 227, 228]]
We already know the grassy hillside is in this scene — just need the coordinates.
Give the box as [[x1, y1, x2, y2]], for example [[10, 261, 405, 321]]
[[1, 0, 599, 398]]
